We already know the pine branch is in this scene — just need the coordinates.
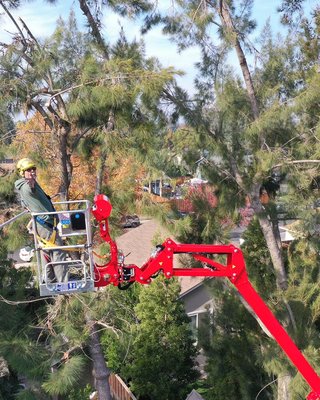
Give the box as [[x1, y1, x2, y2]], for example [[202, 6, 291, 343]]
[[72, 126, 93, 150], [18, 16, 41, 50], [45, 101, 71, 131], [0, 1, 28, 48], [30, 88, 61, 97], [78, 0, 109, 59], [18, 16, 58, 96], [30, 100, 54, 129], [272, 159, 320, 169]]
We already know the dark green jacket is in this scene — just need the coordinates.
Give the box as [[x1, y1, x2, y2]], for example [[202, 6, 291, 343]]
[[15, 178, 56, 224]]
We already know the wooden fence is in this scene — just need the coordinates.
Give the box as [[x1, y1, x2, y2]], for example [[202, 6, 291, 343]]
[[109, 373, 137, 400], [89, 374, 136, 400], [90, 374, 202, 400]]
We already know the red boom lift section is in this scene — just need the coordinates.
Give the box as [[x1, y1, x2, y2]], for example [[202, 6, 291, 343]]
[[92, 194, 320, 400]]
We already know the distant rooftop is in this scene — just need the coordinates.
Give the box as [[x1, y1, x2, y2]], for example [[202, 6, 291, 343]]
[[185, 389, 205, 400], [0, 158, 14, 164], [0, 158, 14, 173]]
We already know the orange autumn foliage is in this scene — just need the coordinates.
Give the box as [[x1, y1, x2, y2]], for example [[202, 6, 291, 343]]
[[11, 113, 98, 199], [11, 113, 145, 201], [108, 155, 146, 195]]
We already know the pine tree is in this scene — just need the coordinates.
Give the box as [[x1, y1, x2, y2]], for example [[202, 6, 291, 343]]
[[0, 8, 91, 199], [139, 2, 320, 398], [198, 280, 273, 400], [0, 231, 49, 399], [128, 276, 199, 400]]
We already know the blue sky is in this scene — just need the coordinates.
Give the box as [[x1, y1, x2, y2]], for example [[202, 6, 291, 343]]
[[0, 0, 317, 92]]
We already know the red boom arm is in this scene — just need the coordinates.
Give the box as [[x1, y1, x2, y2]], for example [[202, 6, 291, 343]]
[[92, 194, 320, 400]]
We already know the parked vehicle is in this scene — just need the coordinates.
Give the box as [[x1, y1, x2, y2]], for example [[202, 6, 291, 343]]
[[120, 215, 140, 228]]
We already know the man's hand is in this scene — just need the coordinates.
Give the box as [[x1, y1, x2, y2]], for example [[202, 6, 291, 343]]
[[24, 170, 36, 188]]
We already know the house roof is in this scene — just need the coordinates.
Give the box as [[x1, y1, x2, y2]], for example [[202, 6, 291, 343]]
[[178, 276, 205, 297], [185, 389, 205, 400], [279, 226, 295, 242], [116, 219, 203, 294], [115, 219, 171, 267]]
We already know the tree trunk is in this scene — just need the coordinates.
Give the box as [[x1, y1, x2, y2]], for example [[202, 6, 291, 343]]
[[58, 126, 72, 202], [95, 111, 114, 195], [46, 100, 72, 201], [258, 213, 287, 289], [250, 188, 288, 290], [214, 2, 292, 398], [95, 147, 107, 195], [216, 1, 288, 290], [217, 0, 260, 120], [277, 375, 292, 400], [86, 315, 112, 400]]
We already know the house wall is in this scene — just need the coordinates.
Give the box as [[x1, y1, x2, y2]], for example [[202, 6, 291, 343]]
[[182, 284, 213, 315]]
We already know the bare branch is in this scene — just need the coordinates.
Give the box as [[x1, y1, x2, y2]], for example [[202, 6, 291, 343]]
[[0, 294, 54, 305], [26, 129, 54, 134], [95, 320, 120, 338]]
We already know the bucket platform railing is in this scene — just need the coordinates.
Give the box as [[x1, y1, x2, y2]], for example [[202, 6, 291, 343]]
[[31, 199, 95, 296]]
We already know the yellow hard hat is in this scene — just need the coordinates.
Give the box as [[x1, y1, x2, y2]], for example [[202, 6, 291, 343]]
[[16, 158, 36, 176]]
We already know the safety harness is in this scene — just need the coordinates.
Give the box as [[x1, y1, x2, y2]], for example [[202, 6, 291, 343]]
[[35, 216, 58, 248], [35, 216, 84, 253]]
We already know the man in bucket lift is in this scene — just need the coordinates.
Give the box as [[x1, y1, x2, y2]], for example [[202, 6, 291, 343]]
[[14, 158, 68, 283]]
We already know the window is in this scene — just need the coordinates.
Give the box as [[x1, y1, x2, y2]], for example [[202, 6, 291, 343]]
[[189, 313, 199, 343]]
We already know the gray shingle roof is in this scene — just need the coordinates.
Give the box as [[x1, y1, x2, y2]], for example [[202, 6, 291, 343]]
[[115, 219, 204, 294], [185, 389, 205, 400]]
